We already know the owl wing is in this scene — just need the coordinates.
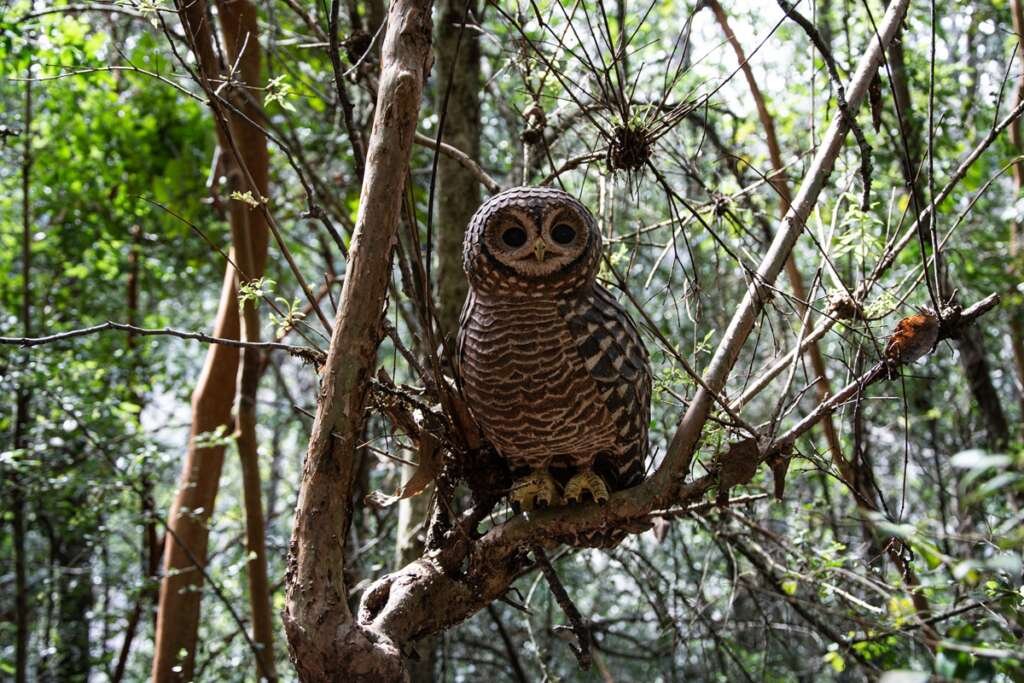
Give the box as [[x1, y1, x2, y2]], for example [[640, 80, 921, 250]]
[[453, 288, 477, 393], [560, 283, 651, 488]]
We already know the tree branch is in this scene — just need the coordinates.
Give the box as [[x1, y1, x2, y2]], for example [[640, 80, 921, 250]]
[[772, 294, 1000, 451], [529, 543, 591, 671], [414, 131, 500, 193], [282, 1, 435, 679], [0, 321, 322, 363]]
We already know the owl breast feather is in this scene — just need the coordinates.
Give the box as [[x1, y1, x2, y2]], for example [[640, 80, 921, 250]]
[[456, 285, 650, 475]]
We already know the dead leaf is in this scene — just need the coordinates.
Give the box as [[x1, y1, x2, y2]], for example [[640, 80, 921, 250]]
[[365, 434, 441, 508], [718, 437, 760, 489], [869, 73, 883, 132], [770, 455, 791, 500], [716, 437, 760, 506]]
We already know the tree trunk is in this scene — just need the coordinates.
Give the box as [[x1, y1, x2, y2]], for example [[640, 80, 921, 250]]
[[283, 1, 434, 679], [434, 0, 482, 337], [12, 62, 34, 683], [1007, 0, 1024, 433], [54, 533, 94, 682], [216, 1, 277, 677], [152, 1, 271, 680], [152, 271, 241, 682]]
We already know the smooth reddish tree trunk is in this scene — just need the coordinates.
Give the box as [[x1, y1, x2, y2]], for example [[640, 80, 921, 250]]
[[153, 0, 271, 679], [153, 267, 241, 682]]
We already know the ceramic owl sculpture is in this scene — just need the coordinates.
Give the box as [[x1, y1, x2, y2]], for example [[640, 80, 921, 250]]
[[456, 186, 651, 524]]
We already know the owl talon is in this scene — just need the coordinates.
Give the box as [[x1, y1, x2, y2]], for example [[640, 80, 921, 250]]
[[564, 470, 610, 505], [510, 471, 561, 512]]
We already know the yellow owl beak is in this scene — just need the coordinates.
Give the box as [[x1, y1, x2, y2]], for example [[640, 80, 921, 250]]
[[532, 238, 546, 263]]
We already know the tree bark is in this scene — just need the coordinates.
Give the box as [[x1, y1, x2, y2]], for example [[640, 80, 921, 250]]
[[283, 1, 434, 680], [1007, 0, 1024, 433], [434, 0, 482, 337], [54, 532, 94, 682], [215, 1, 277, 678], [152, 1, 271, 680], [152, 272, 242, 683]]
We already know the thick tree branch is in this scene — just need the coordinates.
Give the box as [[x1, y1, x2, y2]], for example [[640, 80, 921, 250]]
[[282, 1, 434, 680]]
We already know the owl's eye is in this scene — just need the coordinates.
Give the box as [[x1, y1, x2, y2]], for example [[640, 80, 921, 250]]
[[501, 226, 528, 248], [551, 223, 576, 245]]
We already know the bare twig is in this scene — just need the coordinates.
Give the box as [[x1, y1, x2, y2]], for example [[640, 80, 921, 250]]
[[414, 132, 500, 193], [529, 543, 591, 671], [777, 0, 873, 210], [772, 294, 1000, 451], [0, 321, 323, 362], [733, 92, 1024, 411]]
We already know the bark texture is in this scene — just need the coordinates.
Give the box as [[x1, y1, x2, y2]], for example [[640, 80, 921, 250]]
[[54, 532, 94, 681], [152, 1, 271, 680], [434, 0, 482, 336], [217, 2, 277, 678], [282, 1, 434, 680]]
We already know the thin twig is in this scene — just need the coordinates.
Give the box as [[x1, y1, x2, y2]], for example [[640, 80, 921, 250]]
[[777, 0, 873, 210], [0, 321, 323, 362], [528, 542, 591, 671], [413, 132, 500, 193]]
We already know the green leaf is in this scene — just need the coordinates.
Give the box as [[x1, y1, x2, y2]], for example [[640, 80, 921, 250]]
[[824, 650, 845, 673]]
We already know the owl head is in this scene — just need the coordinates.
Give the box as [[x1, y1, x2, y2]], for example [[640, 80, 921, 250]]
[[463, 186, 602, 296]]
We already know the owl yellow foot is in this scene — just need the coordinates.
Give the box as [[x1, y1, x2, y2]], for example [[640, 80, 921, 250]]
[[564, 469, 609, 505], [510, 471, 561, 512]]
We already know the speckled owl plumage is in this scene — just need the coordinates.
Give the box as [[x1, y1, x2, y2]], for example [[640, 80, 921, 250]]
[[455, 186, 652, 547]]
